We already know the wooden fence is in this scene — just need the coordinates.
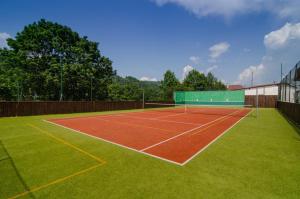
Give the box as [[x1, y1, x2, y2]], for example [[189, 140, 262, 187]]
[[0, 101, 143, 117], [0, 95, 279, 118], [277, 101, 300, 125], [245, 95, 277, 108]]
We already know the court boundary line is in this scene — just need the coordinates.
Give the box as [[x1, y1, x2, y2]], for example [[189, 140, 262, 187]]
[[44, 108, 251, 166], [181, 109, 253, 165], [8, 124, 106, 199], [1, 140, 35, 199], [44, 120, 183, 166], [151, 112, 187, 119], [140, 109, 242, 152], [28, 124, 106, 164], [50, 110, 195, 126], [105, 114, 201, 126], [9, 164, 101, 199], [93, 117, 175, 133]]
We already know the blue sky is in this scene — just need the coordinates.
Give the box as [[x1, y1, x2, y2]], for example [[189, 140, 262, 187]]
[[1, 0, 300, 86]]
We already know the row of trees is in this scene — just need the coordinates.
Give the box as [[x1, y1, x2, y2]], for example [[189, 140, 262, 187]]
[[160, 70, 226, 101], [0, 19, 115, 101], [0, 19, 226, 102], [107, 70, 226, 102]]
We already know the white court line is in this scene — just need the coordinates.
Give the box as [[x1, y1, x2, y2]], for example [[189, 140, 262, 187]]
[[100, 113, 200, 126], [93, 117, 174, 133], [43, 120, 183, 166], [44, 108, 251, 166], [151, 112, 187, 119], [181, 109, 253, 165], [140, 109, 242, 152]]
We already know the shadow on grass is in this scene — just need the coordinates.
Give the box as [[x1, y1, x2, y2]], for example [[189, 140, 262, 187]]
[[0, 140, 35, 199], [276, 109, 300, 138]]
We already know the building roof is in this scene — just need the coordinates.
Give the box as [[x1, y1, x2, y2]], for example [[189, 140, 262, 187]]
[[227, 85, 243, 90], [242, 83, 278, 89]]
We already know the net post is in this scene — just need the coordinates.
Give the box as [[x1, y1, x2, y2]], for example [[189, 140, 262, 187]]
[[142, 89, 145, 109], [173, 91, 176, 104], [255, 87, 258, 118]]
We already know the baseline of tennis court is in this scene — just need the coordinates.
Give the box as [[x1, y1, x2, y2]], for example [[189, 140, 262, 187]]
[[46, 107, 251, 165]]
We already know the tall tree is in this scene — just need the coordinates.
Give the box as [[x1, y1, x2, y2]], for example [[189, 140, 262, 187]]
[[3, 19, 115, 100], [161, 70, 180, 100], [183, 69, 207, 90], [108, 76, 143, 101], [0, 49, 25, 100]]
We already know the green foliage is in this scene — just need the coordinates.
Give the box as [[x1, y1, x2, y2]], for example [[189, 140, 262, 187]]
[[161, 70, 180, 100], [108, 76, 143, 101], [183, 70, 226, 91], [206, 72, 227, 90], [0, 49, 24, 100], [183, 69, 207, 90], [108, 76, 163, 101], [0, 19, 115, 101], [140, 81, 162, 101]]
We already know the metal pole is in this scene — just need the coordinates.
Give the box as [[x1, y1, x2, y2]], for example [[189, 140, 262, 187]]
[[288, 71, 291, 102], [251, 71, 253, 87], [142, 89, 145, 109], [59, 58, 63, 101], [256, 87, 258, 118], [281, 63, 283, 81], [17, 81, 19, 102], [90, 76, 93, 101]]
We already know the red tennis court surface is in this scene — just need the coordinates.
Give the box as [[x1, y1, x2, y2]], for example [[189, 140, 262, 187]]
[[47, 107, 251, 165]]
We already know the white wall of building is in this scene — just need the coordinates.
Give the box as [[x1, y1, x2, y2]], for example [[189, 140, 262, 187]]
[[244, 85, 278, 96]]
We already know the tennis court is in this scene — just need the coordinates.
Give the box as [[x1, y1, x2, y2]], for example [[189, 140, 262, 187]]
[[47, 104, 252, 165]]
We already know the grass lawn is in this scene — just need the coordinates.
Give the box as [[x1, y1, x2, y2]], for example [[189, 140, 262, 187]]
[[0, 108, 300, 199]]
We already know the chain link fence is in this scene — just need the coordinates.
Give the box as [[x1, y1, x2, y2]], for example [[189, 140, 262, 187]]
[[278, 61, 300, 103]]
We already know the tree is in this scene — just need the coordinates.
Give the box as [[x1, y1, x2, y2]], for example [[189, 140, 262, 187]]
[[0, 49, 24, 100], [161, 70, 180, 100], [183, 69, 207, 90], [108, 76, 143, 101], [3, 19, 115, 100], [140, 80, 162, 101]]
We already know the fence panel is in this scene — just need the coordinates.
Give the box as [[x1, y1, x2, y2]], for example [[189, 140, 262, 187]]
[[277, 101, 300, 124], [245, 95, 277, 108], [0, 101, 143, 117]]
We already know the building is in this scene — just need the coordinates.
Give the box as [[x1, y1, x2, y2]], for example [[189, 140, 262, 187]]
[[227, 83, 278, 107], [241, 83, 278, 108], [227, 85, 243, 91], [243, 83, 278, 96]]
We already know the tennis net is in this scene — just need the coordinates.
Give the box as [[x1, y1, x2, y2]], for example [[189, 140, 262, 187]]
[[144, 102, 255, 117]]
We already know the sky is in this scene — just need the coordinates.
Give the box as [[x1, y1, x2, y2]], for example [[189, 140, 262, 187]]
[[1, 0, 300, 86]]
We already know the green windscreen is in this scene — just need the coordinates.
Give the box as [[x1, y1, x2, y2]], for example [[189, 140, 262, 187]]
[[174, 90, 245, 105]]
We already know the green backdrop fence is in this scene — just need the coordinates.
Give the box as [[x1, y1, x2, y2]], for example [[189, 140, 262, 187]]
[[174, 90, 245, 105]]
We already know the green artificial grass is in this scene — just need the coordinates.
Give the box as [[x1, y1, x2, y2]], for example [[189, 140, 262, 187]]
[[0, 109, 299, 198]]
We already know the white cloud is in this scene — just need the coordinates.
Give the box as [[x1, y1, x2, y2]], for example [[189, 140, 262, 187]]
[[206, 65, 218, 73], [209, 42, 230, 59], [0, 32, 11, 48], [140, 76, 158, 81], [189, 56, 200, 64], [152, 0, 300, 20], [264, 23, 300, 49], [182, 65, 194, 80], [235, 22, 300, 85], [236, 64, 265, 85]]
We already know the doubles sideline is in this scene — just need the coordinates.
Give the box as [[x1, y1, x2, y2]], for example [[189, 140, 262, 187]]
[[8, 124, 106, 199], [140, 109, 243, 152]]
